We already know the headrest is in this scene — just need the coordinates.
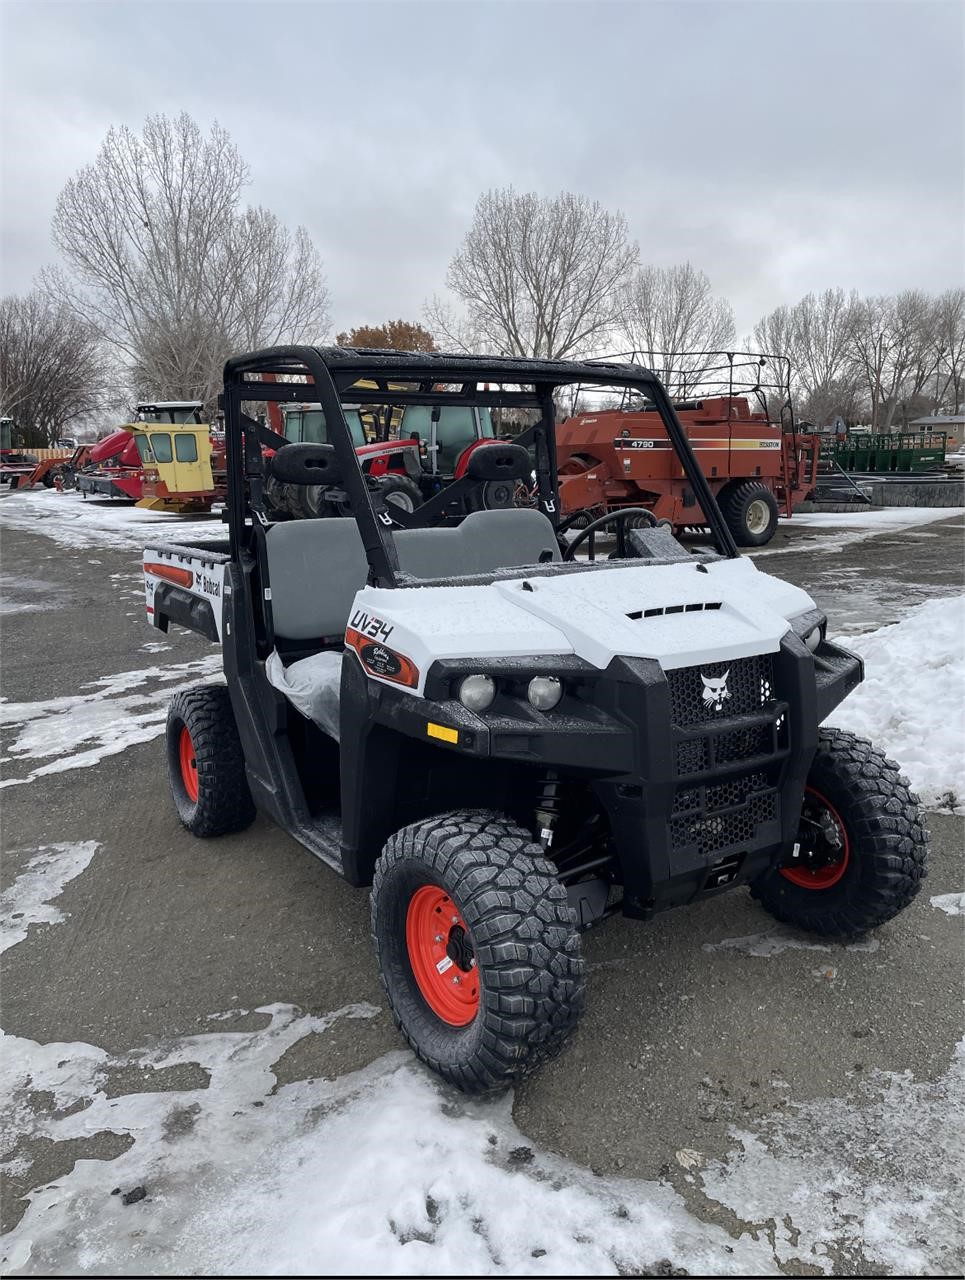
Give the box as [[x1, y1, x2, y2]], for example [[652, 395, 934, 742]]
[[269, 443, 341, 485], [465, 442, 531, 482]]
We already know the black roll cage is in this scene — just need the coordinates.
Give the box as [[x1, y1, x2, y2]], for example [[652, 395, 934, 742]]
[[221, 345, 740, 586]]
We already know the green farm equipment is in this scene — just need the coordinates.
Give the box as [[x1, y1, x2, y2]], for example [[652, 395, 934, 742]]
[[822, 432, 947, 474]]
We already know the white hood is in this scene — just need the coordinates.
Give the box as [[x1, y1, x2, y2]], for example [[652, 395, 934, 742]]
[[352, 557, 816, 694]]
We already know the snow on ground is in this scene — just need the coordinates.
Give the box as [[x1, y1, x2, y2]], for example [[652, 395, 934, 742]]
[[702, 925, 878, 958], [826, 595, 965, 811], [784, 507, 963, 531], [697, 1041, 964, 1277], [0, 654, 222, 788], [930, 892, 965, 916], [0, 842, 99, 953], [2, 841, 962, 1277], [2, 1002, 961, 1277], [0, 488, 223, 551], [755, 504, 965, 557]]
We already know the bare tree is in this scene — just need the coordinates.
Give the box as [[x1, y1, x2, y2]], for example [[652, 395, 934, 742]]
[[48, 114, 329, 409], [619, 263, 735, 392], [931, 288, 965, 414], [847, 290, 936, 431], [0, 290, 112, 446], [426, 188, 638, 360], [754, 288, 862, 425]]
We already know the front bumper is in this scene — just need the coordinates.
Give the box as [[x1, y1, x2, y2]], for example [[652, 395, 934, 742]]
[[367, 634, 862, 918]]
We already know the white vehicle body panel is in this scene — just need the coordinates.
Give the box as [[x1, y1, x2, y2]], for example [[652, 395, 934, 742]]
[[350, 557, 816, 695], [143, 543, 227, 642]]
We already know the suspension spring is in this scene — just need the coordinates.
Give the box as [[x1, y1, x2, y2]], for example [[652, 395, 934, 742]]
[[535, 771, 562, 849]]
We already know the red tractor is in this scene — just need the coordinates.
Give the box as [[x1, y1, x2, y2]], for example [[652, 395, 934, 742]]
[[265, 398, 508, 519], [556, 352, 820, 547]]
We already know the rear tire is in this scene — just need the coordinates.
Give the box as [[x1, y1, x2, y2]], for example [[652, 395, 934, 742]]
[[719, 480, 779, 546], [371, 810, 585, 1093], [166, 684, 256, 837], [751, 729, 929, 937]]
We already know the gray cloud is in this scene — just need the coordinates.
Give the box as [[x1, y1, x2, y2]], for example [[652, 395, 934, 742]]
[[1, 0, 962, 338]]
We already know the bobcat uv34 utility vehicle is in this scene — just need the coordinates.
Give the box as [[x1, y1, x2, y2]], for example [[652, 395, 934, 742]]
[[144, 346, 928, 1093]]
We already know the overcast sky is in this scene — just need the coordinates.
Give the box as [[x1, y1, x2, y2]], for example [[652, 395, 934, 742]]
[[1, 0, 962, 339]]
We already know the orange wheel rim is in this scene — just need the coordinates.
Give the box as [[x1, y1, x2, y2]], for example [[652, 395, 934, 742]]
[[405, 886, 479, 1026], [179, 725, 199, 803], [781, 786, 850, 889]]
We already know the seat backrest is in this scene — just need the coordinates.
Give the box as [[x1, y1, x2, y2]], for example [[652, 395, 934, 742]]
[[265, 508, 560, 641], [267, 519, 368, 640], [436, 509, 560, 576]]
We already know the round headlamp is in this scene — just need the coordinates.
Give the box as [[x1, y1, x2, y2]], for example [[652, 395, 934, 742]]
[[458, 674, 496, 712], [527, 675, 563, 710]]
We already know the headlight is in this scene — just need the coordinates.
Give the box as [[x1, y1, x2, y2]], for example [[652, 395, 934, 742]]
[[804, 625, 822, 652], [527, 675, 563, 710], [458, 674, 496, 712], [791, 611, 826, 653]]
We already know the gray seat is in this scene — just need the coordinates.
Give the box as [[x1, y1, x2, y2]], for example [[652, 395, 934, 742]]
[[266, 508, 561, 641]]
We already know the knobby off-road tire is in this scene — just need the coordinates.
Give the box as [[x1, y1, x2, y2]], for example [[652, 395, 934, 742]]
[[166, 684, 256, 838], [371, 811, 585, 1093], [720, 480, 779, 547], [752, 729, 929, 936]]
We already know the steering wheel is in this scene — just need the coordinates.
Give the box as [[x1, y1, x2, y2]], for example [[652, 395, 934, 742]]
[[562, 507, 659, 562]]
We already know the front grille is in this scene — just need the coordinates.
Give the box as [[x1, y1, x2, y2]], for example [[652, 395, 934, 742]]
[[666, 654, 775, 727], [675, 722, 777, 776], [671, 789, 778, 857], [673, 770, 769, 815], [667, 655, 784, 859]]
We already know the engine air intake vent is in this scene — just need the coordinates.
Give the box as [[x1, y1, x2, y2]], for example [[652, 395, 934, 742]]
[[627, 602, 721, 621]]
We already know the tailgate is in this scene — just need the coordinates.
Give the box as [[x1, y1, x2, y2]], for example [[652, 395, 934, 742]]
[[143, 540, 230, 643]]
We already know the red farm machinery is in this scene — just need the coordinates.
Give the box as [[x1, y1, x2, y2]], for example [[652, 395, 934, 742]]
[[556, 352, 820, 546]]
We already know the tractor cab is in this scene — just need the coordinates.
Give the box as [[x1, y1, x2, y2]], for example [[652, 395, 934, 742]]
[[128, 402, 215, 509], [281, 403, 368, 450], [397, 404, 495, 476], [135, 401, 205, 425]]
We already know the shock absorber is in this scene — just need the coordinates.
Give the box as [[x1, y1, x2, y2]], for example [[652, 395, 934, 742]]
[[535, 771, 562, 849]]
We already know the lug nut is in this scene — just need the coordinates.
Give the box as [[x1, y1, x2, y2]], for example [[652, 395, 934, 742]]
[[434, 934, 444, 943]]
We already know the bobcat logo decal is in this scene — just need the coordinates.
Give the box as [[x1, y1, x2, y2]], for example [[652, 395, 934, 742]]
[[701, 669, 731, 712]]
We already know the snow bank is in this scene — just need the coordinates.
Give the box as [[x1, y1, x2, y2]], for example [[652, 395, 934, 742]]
[[826, 595, 965, 811]]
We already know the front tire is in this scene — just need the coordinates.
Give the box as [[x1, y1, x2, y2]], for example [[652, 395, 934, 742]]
[[752, 729, 929, 936], [371, 811, 584, 1093], [376, 473, 423, 514], [166, 684, 256, 837], [720, 480, 779, 546]]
